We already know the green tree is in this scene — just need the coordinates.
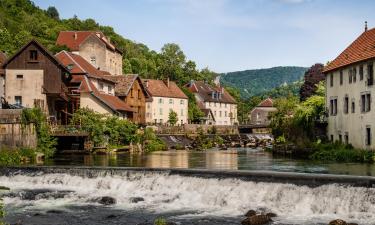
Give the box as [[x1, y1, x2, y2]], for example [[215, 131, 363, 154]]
[[46, 6, 59, 20], [181, 87, 204, 123], [168, 110, 178, 126], [158, 43, 186, 81]]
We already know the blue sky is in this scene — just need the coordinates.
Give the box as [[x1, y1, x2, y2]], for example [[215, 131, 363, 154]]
[[34, 0, 375, 73]]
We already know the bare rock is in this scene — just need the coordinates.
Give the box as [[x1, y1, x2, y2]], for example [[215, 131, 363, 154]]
[[241, 215, 271, 225], [245, 210, 257, 217], [329, 219, 347, 225], [98, 196, 116, 205], [130, 197, 145, 203], [265, 212, 277, 218]]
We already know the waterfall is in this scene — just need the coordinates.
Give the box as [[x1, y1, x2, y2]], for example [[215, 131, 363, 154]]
[[1, 168, 374, 225]]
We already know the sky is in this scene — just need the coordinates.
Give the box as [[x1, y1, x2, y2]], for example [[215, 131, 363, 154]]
[[34, 0, 375, 73]]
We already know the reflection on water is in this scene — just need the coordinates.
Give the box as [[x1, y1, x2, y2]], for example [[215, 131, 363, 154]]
[[45, 148, 375, 176]]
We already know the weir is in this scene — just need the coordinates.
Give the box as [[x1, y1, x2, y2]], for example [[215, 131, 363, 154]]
[[1, 166, 375, 187]]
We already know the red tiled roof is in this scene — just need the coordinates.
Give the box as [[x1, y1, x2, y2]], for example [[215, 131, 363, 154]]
[[72, 75, 133, 113], [104, 74, 148, 97], [142, 79, 187, 99], [324, 28, 375, 73], [56, 51, 112, 82], [185, 81, 236, 104], [258, 97, 273, 107], [56, 31, 122, 53]]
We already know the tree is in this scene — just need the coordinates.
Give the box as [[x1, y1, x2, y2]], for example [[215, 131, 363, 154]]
[[299, 63, 325, 101], [158, 43, 186, 81], [168, 110, 178, 126], [46, 6, 59, 20]]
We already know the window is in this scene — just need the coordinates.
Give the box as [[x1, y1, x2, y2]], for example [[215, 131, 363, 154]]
[[214, 111, 217, 116], [169, 99, 173, 104], [340, 70, 343, 85], [366, 127, 372, 146], [180, 99, 184, 105], [344, 132, 349, 145], [214, 102, 216, 107], [344, 96, 349, 114], [159, 98, 163, 104], [330, 135, 334, 142], [330, 73, 333, 87], [108, 85, 112, 93], [130, 88, 134, 97], [225, 104, 227, 108], [138, 90, 141, 99], [339, 134, 342, 143], [351, 100, 355, 113], [225, 111, 227, 117], [349, 69, 352, 84], [99, 82, 104, 90], [361, 93, 371, 112], [159, 108, 163, 115], [181, 109, 183, 116], [90, 56, 96, 65], [16, 74, 23, 79], [219, 111, 222, 117], [360, 65, 364, 80], [368, 64, 373, 86], [29, 50, 38, 60], [15, 96, 22, 106], [353, 68, 357, 83], [330, 98, 337, 116]]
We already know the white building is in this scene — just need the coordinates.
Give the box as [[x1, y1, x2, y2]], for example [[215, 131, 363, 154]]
[[185, 80, 238, 125], [324, 25, 375, 149], [143, 79, 188, 125]]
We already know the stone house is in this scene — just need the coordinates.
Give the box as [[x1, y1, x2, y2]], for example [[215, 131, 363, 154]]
[[324, 25, 375, 149], [1, 40, 71, 124], [104, 74, 149, 124], [56, 51, 133, 118], [142, 79, 188, 125], [249, 97, 277, 125], [185, 80, 238, 125], [56, 31, 123, 75]]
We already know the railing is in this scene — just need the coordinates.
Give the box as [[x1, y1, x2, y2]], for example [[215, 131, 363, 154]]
[[49, 125, 89, 136]]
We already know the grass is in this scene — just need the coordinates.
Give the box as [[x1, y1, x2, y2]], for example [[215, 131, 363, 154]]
[[0, 147, 36, 166]]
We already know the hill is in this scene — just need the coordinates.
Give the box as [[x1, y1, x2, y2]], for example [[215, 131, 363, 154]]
[[0, 0, 215, 85], [220, 66, 307, 98]]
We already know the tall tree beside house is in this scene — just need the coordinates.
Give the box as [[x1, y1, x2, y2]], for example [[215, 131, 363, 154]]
[[168, 110, 178, 126], [181, 87, 205, 123], [46, 6, 59, 20], [299, 63, 325, 101]]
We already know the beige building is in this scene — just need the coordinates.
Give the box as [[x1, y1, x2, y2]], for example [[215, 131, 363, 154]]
[[185, 81, 238, 125], [143, 79, 188, 125], [324, 25, 375, 149], [249, 98, 277, 125], [56, 31, 123, 75]]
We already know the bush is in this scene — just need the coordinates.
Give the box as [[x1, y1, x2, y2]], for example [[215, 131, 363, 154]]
[[0, 147, 36, 166], [310, 142, 375, 163], [145, 139, 167, 152]]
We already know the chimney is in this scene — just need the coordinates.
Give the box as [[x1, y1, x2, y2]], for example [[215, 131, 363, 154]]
[[145, 80, 149, 88], [365, 21, 368, 32], [74, 32, 77, 40], [164, 77, 170, 88]]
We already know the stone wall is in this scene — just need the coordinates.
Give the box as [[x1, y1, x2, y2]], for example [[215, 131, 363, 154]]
[[0, 109, 37, 149], [155, 124, 238, 135]]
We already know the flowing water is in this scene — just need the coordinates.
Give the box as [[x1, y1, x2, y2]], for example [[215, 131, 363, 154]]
[[1, 148, 375, 225]]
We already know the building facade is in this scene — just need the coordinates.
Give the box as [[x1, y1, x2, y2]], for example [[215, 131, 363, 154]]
[[185, 81, 238, 125], [2, 40, 71, 124], [104, 74, 148, 124], [56, 31, 123, 75], [143, 79, 188, 125], [324, 26, 375, 149], [249, 97, 276, 125]]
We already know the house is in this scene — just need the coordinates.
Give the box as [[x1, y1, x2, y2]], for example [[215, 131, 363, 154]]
[[142, 79, 188, 125], [104, 74, 148, 124], [249, 97, 277, 125], [56, 31, 122, 75], [324, 24, 375, 149], [0, 52, 6, 100], [185, 80, 238, 125], [56, 51, 133, 118], [1, 40, 71, 124]]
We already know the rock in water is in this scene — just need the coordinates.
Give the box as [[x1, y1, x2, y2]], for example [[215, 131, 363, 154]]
[[130, 197, 145, 203], [98, 196, 116, 205], [265, 212, 277, 218], [329, 219, 347, 225], [241, 215, 271, 225], [244, 210, 256, 217]]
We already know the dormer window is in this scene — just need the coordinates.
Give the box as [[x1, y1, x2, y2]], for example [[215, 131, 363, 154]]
[[90, 56, 96, 66], [29, 50, 38, 61], [99, 82, 104, 91]]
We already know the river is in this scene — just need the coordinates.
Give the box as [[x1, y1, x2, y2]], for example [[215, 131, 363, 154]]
[[1, 148, 375, 225]]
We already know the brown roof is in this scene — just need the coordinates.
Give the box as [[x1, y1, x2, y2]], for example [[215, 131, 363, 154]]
[[0, 52, 6, 66], [56, 51, 113, 83], [185, 81, 236, 104], [72, 75, 133, 113], [56, 31, 122, 54], [257, 98, 274, 107], [142, 79, 188, 99], [104, 74, 148, 97], [324, 28, 375, 73]]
